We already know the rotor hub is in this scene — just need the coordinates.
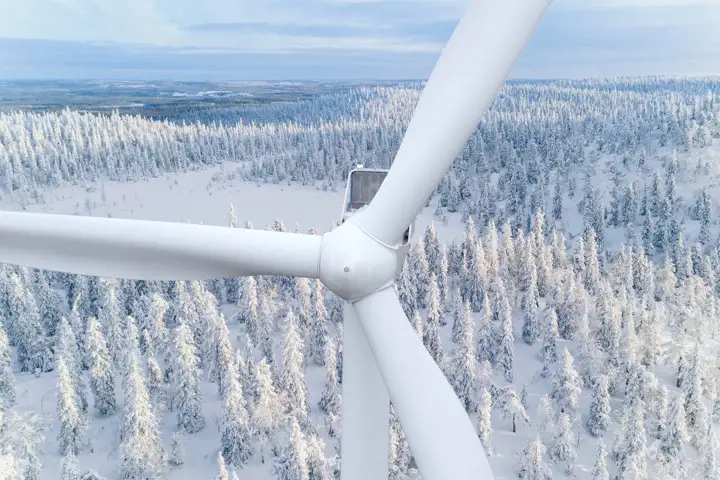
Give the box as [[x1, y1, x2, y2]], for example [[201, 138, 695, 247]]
[[319, 213, 409, 302]]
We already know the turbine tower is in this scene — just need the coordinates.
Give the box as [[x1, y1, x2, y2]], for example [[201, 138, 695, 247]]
[[0, 1, 552, 478]]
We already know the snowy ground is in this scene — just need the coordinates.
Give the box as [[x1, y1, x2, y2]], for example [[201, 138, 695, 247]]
[[2, 160, 719, 480], [0, 166, 469, 480]]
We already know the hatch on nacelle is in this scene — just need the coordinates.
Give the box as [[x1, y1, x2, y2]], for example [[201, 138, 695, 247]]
[[341, 166, 412, 245]]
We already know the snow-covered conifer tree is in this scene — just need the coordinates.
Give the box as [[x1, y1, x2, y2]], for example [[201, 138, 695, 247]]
[[495, 293, 515, 383], [56, 356, 85, 456], [57, 317, 88, 413], [309, 280, 329, 366], [550, 413, 577, 475], [540, 309, 559, 378], [119, 350, 165, 479], [319, 342, 341, 416], [221, 368, 252, 468], [449, 298, 477, 412], [591, 439, 610, 480], [475, 293, 493, 364], [273, 417, 309, 480], [515, 437, 552, 480], [253, 359, 283, 463], [587, 374, 610, 437], [173, 322, 205, 434], [0, 323, 15, 408], [496, 387, 530, 433], [477, 388, 492, 454], [85, 317, 115, 416], [551, 347, 582, 414], [60, 453, 81, 480], [281, 309, 310, 426]]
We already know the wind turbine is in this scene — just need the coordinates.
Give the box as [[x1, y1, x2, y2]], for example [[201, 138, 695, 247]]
[[0, 0, 552, 478]]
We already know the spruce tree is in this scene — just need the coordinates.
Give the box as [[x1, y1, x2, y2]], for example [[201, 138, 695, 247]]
[[119, 350, 166, 479], [551, 347, 582, 414], [319, 342, 341, 416], [253, 359, 283, 464], [56, 356, 85, 456], [0, 323, 15, 408], [515, 437, 552, 480], [550, 413, 577, 475], [495, 293, 515, 383], [540, 309, 559, 378], [475, 293, 493, 364], [591, 439, 610, 480], [449, 299, 477, 412], [281, 309, 310, 426], [477, 388, 492, 454], [85, 317, 116, 416], [221, 369, 252, 468], [173, 322, 205, 434], [587, 374, 610, 437]]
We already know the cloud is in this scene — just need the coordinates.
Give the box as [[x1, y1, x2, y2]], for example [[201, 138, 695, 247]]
[[1, 0, 719, 79]]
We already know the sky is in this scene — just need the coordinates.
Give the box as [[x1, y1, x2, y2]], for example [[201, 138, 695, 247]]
[[1, 0, 720, 80]]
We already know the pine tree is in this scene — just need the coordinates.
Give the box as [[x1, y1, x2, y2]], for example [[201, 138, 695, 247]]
[[119, 350, 166, 479], [495, 293, 515, 383], [173, 322, 205, 434], [591, 439, 610, 480], [253, 359, 283, 464], [427, 273, 445, 327], [521, 264, 540, 345], [60, 453, 81, 480], [221, 370, 252, 468], [700, 423, 718, 480], [423, 288, 444, 365], [408, 239, 430, 308], [658, 394, 687, 469], [536, 394, 556, 441], [85, 317, 116, 416], [587, 375, 610, 437], [540, 309, 559, 378], [56, 357, 85, 456], [169, 431, 185, 467], [477, 388, 492, 454], [309, 280, 329, 366], [515, 437, 552, 480], [496, 387, 530, 433], [0, 323, 15, 408], [551, 347, 582, 414], [450, 299, 477, 412], [550, 413, 577, 475], [273, 417, 309, 480], [614, 405, 647, 479], [683, 347, 709, 448], [475, 293, 493, 364], [319, 342, 341, 416], [281, 309, 310, 426], [8, 274, 51, 373], [214, 313, 235, 399], [57, 317, 88, 413]]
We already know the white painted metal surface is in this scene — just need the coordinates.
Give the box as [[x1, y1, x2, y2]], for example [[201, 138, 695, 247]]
[[0, 2, 554, 479], [358, 0, 553, 246], [340, 302, 390, 480], [352, 286, 495, 479], [0, 211, 322, 280]]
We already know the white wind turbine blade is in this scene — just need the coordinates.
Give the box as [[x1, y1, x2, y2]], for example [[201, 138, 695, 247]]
[[0, 211, 322, 280], [351, 286, 493, 480], [358, 0, 552, 245]]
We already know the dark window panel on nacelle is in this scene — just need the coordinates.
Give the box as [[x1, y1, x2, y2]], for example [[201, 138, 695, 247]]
[[349, 170, 387, 206]]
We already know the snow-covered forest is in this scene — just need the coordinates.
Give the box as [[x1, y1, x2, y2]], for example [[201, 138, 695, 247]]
[[1, 77, 720, 479]]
